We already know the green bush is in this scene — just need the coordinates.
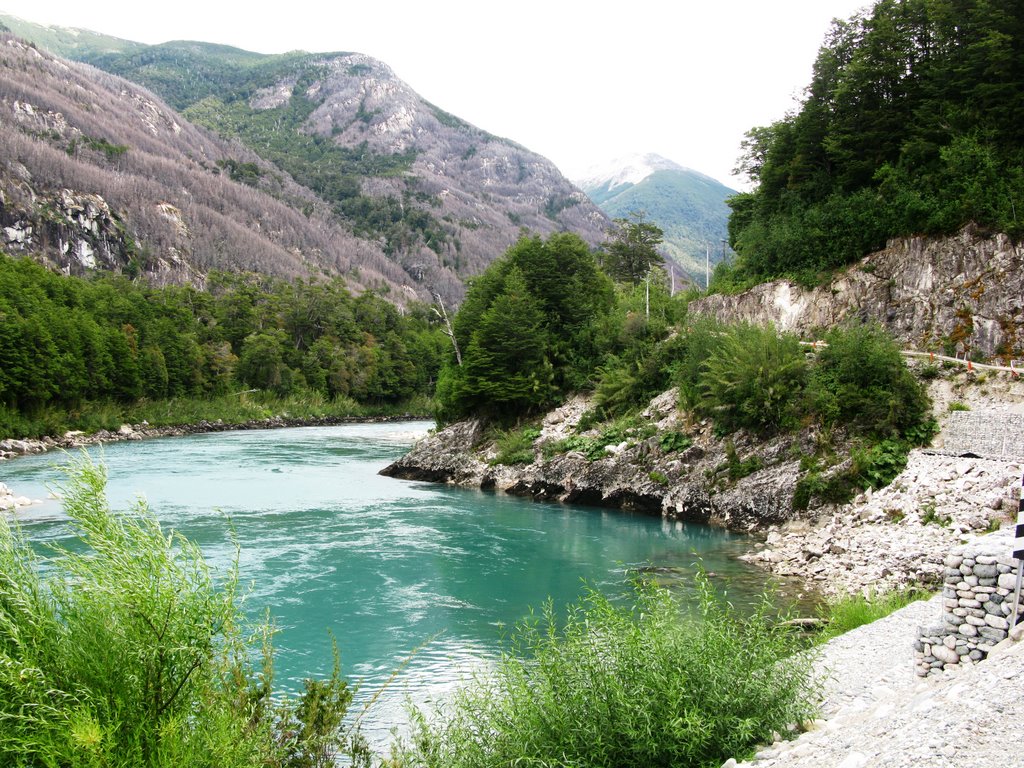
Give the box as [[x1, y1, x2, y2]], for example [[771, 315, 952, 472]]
[[852, 438, 910, 489], [674, 317, 724, 413], [490, 425, 541, 465], [396, 575, 819, 768], [808, 324, 930, 439], [698, 324, 807, 434], [658, 430, 693, 453], [0, 456, 362, 767]]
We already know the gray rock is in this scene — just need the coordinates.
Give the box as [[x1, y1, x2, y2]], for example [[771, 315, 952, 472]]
[[931, 644, 960, 664], [984, 614, 1010, 630]]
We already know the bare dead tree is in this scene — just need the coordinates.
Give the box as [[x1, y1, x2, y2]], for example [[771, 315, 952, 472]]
[[431, 292, 461, 366]]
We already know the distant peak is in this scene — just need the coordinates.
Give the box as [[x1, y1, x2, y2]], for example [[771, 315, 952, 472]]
[[575, 153, 689, 191]]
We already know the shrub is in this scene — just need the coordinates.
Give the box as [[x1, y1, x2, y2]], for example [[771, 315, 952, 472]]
[[808, 324, 930, 439], [698, 323, 807, 434], [490, 425, 541, 465], [658, 430, 693, 453], [675, 317, 725, 413], [851, 438, 911, 489], [396, 575, 820, 768], [0, 456, 360, 767]]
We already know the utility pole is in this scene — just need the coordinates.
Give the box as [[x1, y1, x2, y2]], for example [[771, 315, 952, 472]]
[[705, 245, 710, 290]]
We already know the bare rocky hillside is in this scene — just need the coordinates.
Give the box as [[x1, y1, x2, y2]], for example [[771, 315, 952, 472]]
[[0, 35, 426, 294]]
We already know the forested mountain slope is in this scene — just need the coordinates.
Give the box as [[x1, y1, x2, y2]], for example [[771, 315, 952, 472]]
[[1, 16, 609, 301]]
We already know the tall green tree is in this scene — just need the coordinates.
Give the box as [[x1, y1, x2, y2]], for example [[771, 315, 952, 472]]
[[459, 268, 553, 415], [438, 233, 613, 421], [600, 212, 665, 285]]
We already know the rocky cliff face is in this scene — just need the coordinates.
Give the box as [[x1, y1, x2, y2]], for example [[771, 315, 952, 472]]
[[691, 227, 1024, 361], [1, 184, 201, 285], [381, 391, 835, 532]]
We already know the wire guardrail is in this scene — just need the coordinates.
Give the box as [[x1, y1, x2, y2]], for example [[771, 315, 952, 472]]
[[798, 341, 1021, 377]]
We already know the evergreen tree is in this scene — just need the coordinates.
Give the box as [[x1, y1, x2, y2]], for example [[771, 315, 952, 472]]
[[600, 212, 665, 285]]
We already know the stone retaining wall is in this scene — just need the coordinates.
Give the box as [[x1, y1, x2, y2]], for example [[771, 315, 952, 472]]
[[915, 530, 1020, 676]]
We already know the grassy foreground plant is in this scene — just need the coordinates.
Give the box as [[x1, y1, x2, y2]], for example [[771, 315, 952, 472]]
[[815, 587, 931, 642], [0, 455, 361, 768], [395, 575, 820, 768]]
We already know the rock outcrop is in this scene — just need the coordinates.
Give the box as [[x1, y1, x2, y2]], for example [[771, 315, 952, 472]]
[[0, 481, 39, 511], [690, 227, 1024, 361], [381, 390, 826, 532]]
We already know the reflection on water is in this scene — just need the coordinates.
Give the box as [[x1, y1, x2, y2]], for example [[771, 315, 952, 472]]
[[0, 422, 808, 746]]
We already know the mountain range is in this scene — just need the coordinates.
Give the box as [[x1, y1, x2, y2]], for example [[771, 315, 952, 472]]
[[0, 15, 608, 302], [577, 153, 736, 285]]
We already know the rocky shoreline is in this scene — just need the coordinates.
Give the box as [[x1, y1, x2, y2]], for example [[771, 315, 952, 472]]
[[742, 451, 1022, 597], [382, 389, 830, 532], [382, 374, 1024, 597]]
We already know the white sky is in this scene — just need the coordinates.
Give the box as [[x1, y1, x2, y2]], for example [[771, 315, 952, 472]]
[[1, 1, 868, 189]]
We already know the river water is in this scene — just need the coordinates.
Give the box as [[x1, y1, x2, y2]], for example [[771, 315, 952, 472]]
[[0, 421, 792, 747]]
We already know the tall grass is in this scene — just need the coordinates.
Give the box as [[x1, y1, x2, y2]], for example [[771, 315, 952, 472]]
[[0, 455, 362, 767], [395, 575, 820, 768], [815, 587, 930, 642]]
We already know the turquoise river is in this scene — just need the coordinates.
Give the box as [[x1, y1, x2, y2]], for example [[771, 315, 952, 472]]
[[0, 421, 795, 747]]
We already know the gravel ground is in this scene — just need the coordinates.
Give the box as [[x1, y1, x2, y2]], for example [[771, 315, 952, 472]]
[[732, 593, 1024, 768]]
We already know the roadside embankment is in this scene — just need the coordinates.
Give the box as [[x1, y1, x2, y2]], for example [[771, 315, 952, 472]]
[[741, 451, 1022, 597], [733, 587, 1024, 768]]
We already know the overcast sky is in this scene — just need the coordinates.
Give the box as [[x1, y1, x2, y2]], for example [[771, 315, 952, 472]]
[[1, 1, 869, 189]]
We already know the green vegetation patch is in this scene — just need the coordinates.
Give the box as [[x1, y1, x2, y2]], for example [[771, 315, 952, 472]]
[[0, 456, 366, 766], [816, 587, 931, 642], [490, 425, 541, 466], [395, 574, 820, 768]]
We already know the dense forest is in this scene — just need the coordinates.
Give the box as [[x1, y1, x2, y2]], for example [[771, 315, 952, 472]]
[[721, 0, 1023, 286], [0, 254, 447, 437]]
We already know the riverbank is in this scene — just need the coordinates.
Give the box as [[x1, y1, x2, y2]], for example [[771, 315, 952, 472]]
[[0, 413, 427, 463], [742, 451, 1022, 597], [382, 371, 1024, 598]]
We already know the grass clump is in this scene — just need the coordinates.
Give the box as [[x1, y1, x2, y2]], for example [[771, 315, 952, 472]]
[[816, 588, 930, 642], [543, 413, 657, 462], [396, 575, 820, 768], [490, 425, 541, 465], [0, 455, 364, 767]]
